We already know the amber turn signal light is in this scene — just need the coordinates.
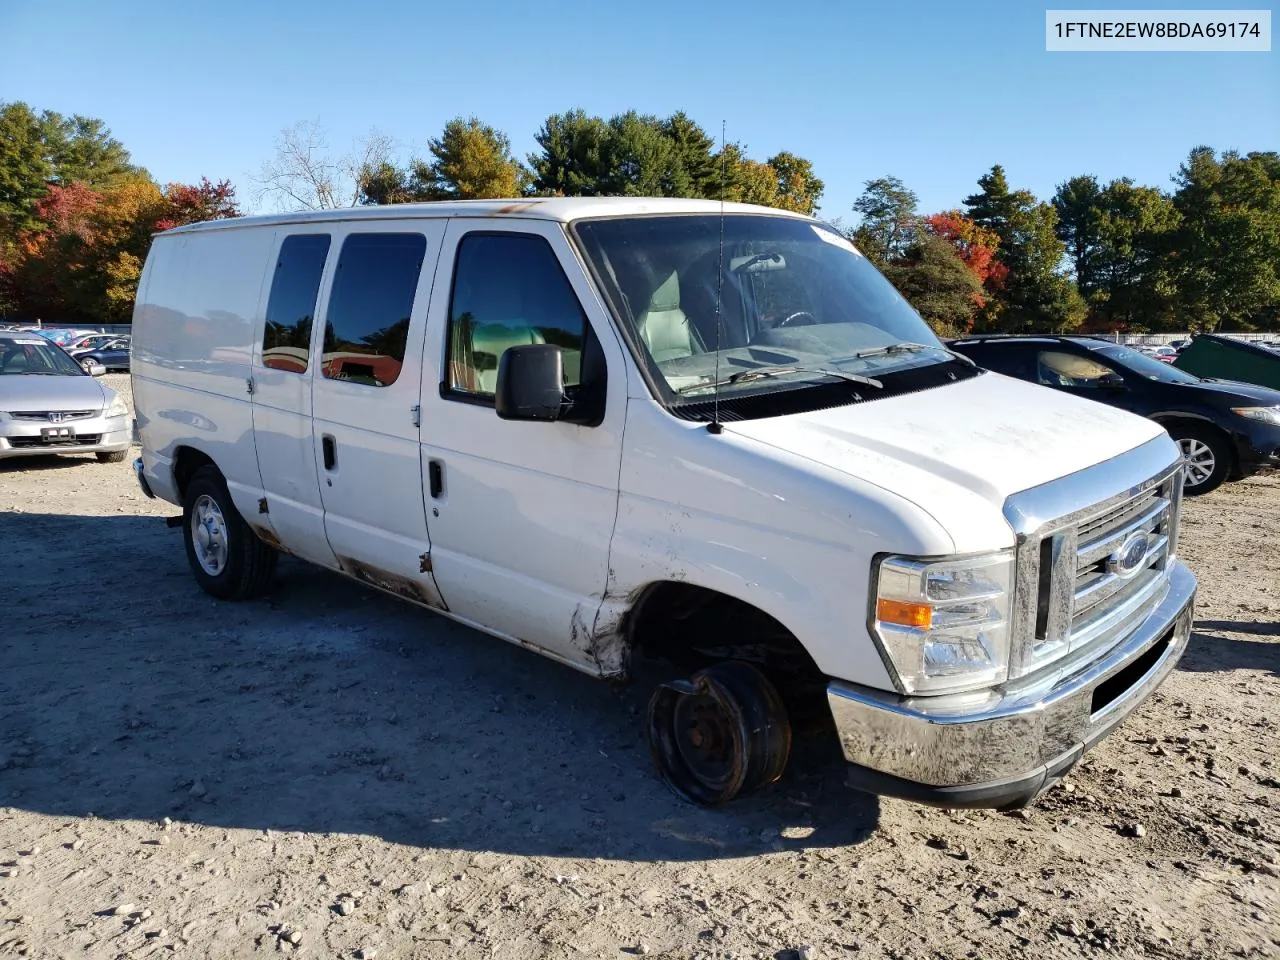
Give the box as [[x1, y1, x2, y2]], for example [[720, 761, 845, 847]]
[[876, 598, 933, 629]]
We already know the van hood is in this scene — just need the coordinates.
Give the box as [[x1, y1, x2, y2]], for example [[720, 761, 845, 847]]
[[724, 372, 1171, 552], [0, 374, 109, 412]]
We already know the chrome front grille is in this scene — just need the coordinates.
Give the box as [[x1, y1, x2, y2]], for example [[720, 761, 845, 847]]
[[1067, 477, 1178, 656], [9, 410, 97, 422], [1006, 444, 1184, 683]]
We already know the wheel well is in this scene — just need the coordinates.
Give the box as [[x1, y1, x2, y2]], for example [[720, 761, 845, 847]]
[[625, 582, 827, 719], [172, 447, 216, 499]]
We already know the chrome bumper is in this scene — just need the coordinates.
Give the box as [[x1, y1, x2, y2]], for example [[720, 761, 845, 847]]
[[828, 560, 1196, 808], [133, 456, 155, 498]]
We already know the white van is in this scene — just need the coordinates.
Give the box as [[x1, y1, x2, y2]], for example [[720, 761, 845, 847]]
[[131, 198, 1196, 809]]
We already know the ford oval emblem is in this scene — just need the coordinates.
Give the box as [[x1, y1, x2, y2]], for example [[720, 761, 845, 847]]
[[1108, 532, 1150, 578]]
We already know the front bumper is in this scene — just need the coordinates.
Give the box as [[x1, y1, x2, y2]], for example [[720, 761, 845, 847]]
[[0, 414, 131, 459], [1231, 420, 1280, 477], [828, 560, 1196, 809]]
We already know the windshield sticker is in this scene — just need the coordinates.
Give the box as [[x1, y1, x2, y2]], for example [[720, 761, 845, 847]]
[[811, 225, 862, 256], [13, 339, 46, 346]]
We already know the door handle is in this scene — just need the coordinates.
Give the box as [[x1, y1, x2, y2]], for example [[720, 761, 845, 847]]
[[322, 434, 337, 471], [428, 459, 444, 499]]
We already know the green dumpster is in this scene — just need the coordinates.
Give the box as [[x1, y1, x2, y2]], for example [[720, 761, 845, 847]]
[[1174, 333, 1280, 390]]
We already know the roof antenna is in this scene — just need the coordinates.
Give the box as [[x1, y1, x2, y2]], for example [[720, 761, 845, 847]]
[[707, 119, 726, 435]]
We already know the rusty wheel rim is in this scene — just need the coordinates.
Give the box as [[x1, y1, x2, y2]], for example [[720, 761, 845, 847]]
[[671, 691, 739, 795]]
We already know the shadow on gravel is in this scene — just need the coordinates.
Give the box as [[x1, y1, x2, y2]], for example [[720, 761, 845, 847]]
[[0, 453, 109, 474], [1179, 627, 1280, 675], [0, 511, 879, 862]]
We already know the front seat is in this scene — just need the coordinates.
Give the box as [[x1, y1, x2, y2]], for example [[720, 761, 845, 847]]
[[635, 270, 697, 363]]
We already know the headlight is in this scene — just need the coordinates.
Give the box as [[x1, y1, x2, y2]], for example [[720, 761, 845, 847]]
[[872, 551, 1013, 694], [105, 393, 129, 418], [1231, 406, 1280, 426]]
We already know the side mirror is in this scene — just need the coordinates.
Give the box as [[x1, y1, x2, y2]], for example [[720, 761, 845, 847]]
[[1099, 373, 1126, 390], [86, 361, 107, 377], [495, 344, 566, 422]]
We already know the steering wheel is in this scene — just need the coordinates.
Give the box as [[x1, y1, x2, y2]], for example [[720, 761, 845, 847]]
[[776, 310, 817, 328]]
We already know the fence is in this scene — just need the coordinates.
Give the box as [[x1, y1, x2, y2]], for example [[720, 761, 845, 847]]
[[1104, 332, 1278, 346]]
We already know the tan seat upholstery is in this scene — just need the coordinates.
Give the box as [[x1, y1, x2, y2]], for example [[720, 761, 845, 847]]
[[470, 323, 545, 394], [635, 270, 696, 363]]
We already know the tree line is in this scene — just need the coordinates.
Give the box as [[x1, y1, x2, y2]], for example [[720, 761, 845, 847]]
[[254, 111, 823, 216], [852, 152, 1280, 335], [0, 101, 242, 323], [2, 99, 1276, 333]]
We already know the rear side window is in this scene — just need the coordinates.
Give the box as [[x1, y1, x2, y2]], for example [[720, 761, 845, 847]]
[[972, 344, 1033, 379], [263, 234, 330, 373], [322, 233, 427, 387], [446, 233, 586, 398]]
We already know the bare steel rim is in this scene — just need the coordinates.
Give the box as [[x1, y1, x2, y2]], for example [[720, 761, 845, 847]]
[[191, 494, 229, 576], [647, 661, 791, 806], [1178, 437, 1215, 488]]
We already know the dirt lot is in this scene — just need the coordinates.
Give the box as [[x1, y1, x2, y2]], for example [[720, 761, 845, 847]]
[[1, 373, 1277, 960]]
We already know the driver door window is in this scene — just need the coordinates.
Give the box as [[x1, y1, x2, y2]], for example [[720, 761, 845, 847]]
[[1036, 350, 1117, 388], [445, 233, 585, 399]]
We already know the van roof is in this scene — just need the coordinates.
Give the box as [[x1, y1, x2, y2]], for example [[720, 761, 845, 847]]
[[157, 197, 814, 236]]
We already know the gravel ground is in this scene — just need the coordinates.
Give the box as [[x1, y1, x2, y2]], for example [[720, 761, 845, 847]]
[[1, 373, 1277, 959]]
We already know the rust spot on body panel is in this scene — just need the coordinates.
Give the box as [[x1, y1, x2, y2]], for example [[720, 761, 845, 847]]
[[337, 556, 446, 610], [251, 525, 288, 554]]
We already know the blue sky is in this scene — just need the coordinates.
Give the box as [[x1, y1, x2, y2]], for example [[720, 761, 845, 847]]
[[1, 0, 1275, 220]]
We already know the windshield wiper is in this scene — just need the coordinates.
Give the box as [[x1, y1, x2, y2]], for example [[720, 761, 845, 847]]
[[676, 365, 883, 395], [847, 341, 935, 360], [839, 341, 977, 368]]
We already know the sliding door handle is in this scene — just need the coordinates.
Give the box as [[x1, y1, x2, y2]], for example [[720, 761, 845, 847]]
[[321, 434, 337, 471]]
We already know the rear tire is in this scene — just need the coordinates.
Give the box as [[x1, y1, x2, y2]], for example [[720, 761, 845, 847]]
[[1168, 423, 1230, 495], [96, 450, 127, 463], [647, 660, 791, 806], [182, 464, 277, 600]]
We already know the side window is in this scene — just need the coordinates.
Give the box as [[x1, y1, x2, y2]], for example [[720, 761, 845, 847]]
[[322, 233, 426, 387], [975, 345, 1032, 379], [263, 234, 330, 373], [446, 233, 586, 398], [1036, 350, 1116, 387]]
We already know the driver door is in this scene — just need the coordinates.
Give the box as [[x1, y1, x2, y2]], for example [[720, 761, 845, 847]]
[[415, 219, 629, 673]]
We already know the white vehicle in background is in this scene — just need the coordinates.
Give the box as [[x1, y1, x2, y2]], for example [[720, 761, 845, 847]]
[[131, 198, 1196, 810], [0, 331, 131, 462]]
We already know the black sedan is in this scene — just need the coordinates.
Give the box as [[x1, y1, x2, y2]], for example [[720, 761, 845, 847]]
[[949, 335, 1280, 495], [70, 337, 130, 373]]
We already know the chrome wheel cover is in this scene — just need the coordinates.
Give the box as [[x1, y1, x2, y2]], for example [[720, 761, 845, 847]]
[[191, 494, 229, 576]]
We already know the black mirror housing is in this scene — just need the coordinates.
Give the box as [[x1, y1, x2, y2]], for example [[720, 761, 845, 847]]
[[495, 344, 566, 421], [1099, 373, 1126, 390]]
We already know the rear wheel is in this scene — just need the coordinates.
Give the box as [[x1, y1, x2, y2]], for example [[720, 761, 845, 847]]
[[1168, 424, 1230, 495], [182, 465, 276, 599], [647, 660, 791, 806], [96, 450, 127, 463]]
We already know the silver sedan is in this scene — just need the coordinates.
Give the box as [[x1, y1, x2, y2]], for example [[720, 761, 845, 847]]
[[0, 332, 132, 462]]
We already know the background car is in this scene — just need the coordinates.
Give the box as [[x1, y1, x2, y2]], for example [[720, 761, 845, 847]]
[[70, 336, 131, 373], [0, 331, 132, 462], [949, 334, 1280, 495], [66, 333, 123, 351], [31, 328, 99, 347]]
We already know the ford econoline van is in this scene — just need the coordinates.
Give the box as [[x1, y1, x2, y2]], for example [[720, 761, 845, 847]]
[[131, 198, 1196, 809]]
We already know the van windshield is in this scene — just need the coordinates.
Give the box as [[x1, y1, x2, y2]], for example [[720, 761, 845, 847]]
[[573, 214, 950, 400]]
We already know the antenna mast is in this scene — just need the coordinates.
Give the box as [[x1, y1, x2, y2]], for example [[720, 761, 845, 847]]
[[708, 120, 726, 435]]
